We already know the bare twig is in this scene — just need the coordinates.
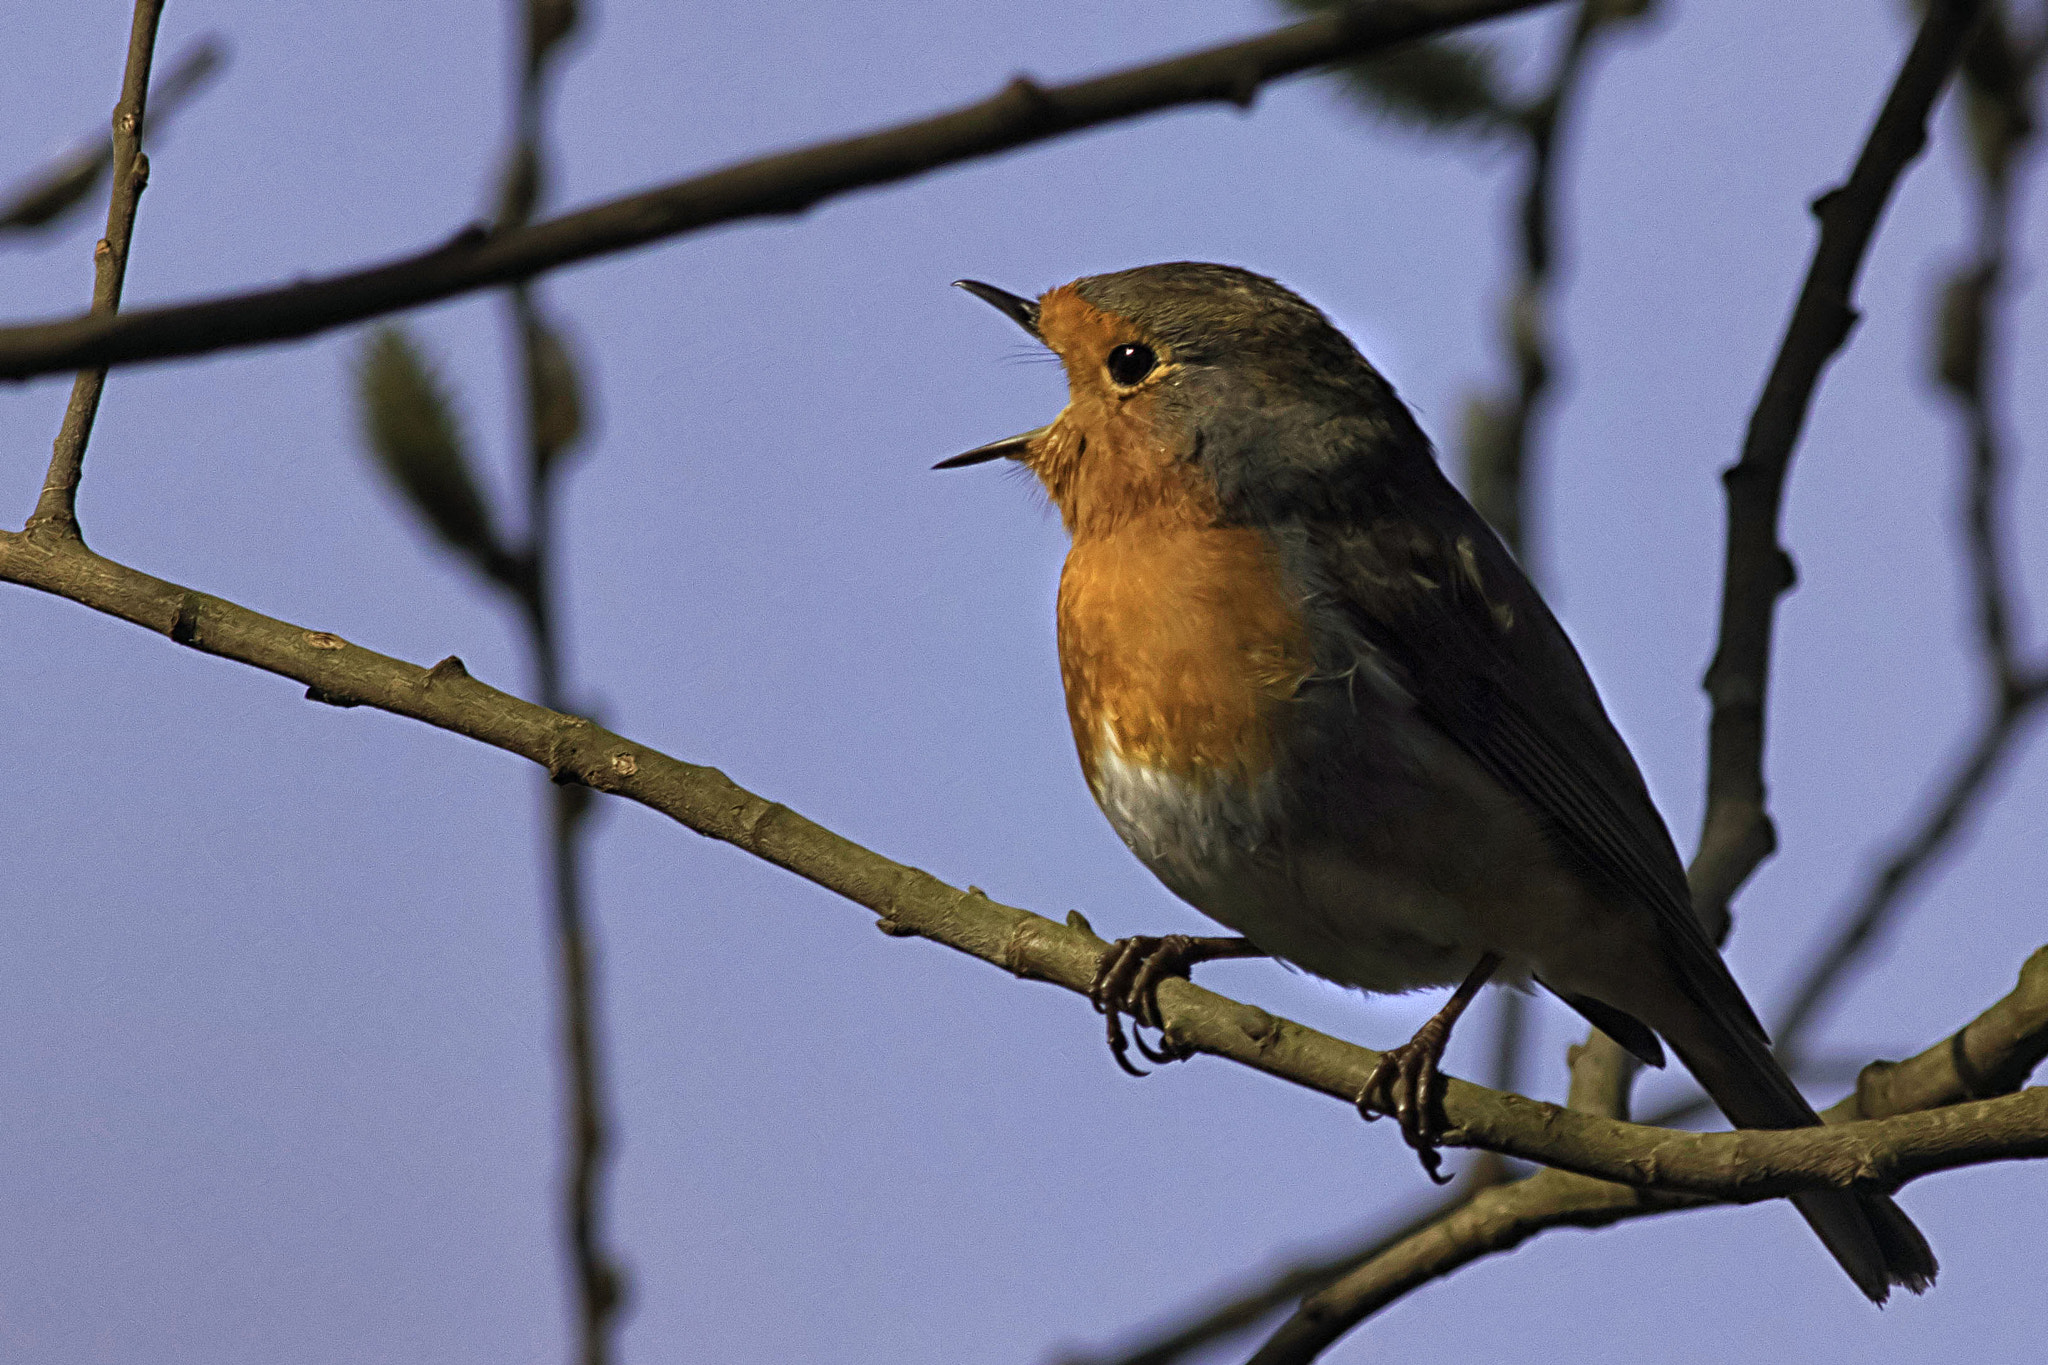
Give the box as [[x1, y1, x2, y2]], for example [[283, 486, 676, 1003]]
[[1692, 0, 1988, 935], [1775, 2, 2048, 1055], [0, 37, 222, 238], [0, 0, 1557, 382], [22, 0, 166, 542], [1461, 0, 1609, 558]]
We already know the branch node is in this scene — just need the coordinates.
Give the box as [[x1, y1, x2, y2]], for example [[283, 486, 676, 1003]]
[[1224, 63, 1262, 110], [302, 630, 346, 651], [1000, 74, 1057, 126], [168, 592, 200, 646], [440, 220, 490, 254], [875, 917, 916, 937], [304, 684, 361, 708], [421, 654, 469, 687], [1774, 546, 1797, 592]]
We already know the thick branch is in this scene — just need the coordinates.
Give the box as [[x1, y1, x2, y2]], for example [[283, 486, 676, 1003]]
[[3, 530, 2042, 1202], [25, 0, 165, 541], [0, 0, 1553, 382], [1692, 0, 1986, 930]]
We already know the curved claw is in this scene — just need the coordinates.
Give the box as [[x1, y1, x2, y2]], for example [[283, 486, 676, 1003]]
[[1090, 938, 1153, 1076], [1356, 953, 1500, 1184], [1087, 933, 1261, 1076], [1357, 1041, 1454, 1183], [1358, 1038, 1456, 1181]]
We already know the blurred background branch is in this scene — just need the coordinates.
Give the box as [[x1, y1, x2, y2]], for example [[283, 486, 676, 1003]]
[[354, 3, 617, 1363], [0, 35, 222, 240], [0, 0, 1559, 381]]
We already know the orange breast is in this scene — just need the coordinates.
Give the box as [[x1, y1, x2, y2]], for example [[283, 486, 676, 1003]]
[[1057, 518, 1311, 790]]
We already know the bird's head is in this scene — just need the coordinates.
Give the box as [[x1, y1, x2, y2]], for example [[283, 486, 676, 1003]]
[[942, 262, 1428, 534]]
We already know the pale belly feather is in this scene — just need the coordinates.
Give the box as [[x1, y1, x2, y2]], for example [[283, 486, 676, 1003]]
[[1088, 727, 1551, 996]]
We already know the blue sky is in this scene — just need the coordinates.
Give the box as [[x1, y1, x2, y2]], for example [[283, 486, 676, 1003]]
[[1, 2, 2043, 1362]]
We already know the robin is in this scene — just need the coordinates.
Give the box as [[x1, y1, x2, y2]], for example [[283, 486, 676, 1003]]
[[940, 262, 1934, 1302]]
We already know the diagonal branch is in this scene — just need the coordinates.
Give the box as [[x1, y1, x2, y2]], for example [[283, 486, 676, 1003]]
[[1775, 2, 2048, 1055], [2, 530, 2043, 1203], [1692, 0, 1987, 934], [0, 0, 1555, 382], [24, 0, 166, 543]]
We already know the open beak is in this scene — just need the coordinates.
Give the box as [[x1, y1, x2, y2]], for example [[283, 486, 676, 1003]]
[[954, 279, 1040, 338], [934, 425, 1046, 470], [940, 279, 1047, 469]]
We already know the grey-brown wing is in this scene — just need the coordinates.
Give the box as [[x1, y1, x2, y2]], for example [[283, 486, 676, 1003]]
[[1299, 476, 1768, 1048]]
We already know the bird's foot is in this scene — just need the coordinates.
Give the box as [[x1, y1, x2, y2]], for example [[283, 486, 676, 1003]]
[[1356, 951, 1502, 1184], [1355, 1019, 1458, 1184], [1088, 934, 1262, 1077]]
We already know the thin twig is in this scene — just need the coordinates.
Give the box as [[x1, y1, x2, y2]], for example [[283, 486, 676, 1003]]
[[1462, 0, 1604, 559], [1691, 0, 1988, 936], [0, 0, 1557, 382], [22, 0, 166, 542], [1775, 3, 2048, 1056]]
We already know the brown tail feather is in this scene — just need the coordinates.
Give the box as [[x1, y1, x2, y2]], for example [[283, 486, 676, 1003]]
[[1667, 1022, 1937, 1302]]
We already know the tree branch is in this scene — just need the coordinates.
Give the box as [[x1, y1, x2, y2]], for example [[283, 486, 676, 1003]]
[[1242, 944, 2048, 1365], [23, 0, 166, 542], [1692, 0, 1987, 933], [1775, 3, 2048, 1054], [2, 530, 2041, 1204], [0, 0, 1555, 382], [1053, 1174, 1497, 1365]]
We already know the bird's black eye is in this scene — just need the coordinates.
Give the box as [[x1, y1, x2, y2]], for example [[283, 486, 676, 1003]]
[[1105, 342, 1157, 386]]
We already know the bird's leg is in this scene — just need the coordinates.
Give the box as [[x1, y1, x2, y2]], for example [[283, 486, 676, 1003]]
[[1089, 935, 1265, 1076], [1357, 951, 1502, 1184]]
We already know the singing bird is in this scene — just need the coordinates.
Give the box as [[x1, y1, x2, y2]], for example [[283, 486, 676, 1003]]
[[939, 262, 1934, 1302]]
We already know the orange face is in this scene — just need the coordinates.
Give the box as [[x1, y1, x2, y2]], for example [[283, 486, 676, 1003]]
[[1022, 286, 1204, 539]]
